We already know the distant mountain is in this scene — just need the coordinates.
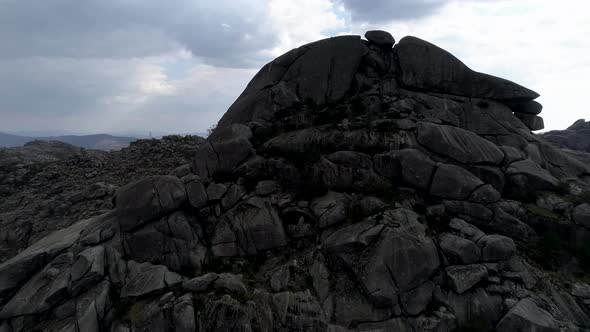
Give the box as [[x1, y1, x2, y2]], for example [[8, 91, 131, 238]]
[[0, 132, 137, 151]]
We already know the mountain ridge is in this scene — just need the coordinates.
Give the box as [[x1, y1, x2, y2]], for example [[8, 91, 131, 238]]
[[0, 132, 137, 151]]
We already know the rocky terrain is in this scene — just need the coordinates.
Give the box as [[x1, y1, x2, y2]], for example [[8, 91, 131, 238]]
[[0, 135, 204, 262], [0, 30, 590, 332], [542, 120, 590, 164]]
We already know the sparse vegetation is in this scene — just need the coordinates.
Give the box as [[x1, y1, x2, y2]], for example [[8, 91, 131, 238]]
[[525, 204, 561, 222], [127, 303, 145, 326]]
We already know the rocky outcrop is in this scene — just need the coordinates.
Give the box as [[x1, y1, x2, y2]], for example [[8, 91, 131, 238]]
[[542, 119, 590, 153], [1, 30, 589, 332]]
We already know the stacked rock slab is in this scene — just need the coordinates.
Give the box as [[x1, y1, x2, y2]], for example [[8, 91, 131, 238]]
[[0, 30, 590, 332]]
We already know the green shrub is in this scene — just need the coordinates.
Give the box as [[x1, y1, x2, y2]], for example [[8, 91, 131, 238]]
[[128, 303, 144, 326], [525, 204, 561, 221]]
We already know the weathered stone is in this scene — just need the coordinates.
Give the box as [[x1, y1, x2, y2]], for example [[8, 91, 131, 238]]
[[496, 298, 560, 332], [311, 191, 350, 228], [192, 125, 253, 178], [174, 293, 196, 332], [439, 233, 480, 264], [331, 210, 440, 307], [573, 203, 590, 227], [374, 149, 436, 190], [221, 184, 245, 209], [444, 200, 493, 222], [217, 36, 365, 128], [186, 178, 208, 209], [509, 100, 543, 115], [210, 273, 248, 297], [515, 113, 545, 131], [120, 261, 182, 298], [69, 246, 105, 295], [0, 215, 99, 297], [491, 208, 536, 242], [572, 282, 590, 298], [365, 30, 395, 48], [0, 253, 73, 318], [445, 264, 488, 294], [395, 36, 539, 101], [271, 290, 328, 330], [442, 288, 503, 327], [328, 150, 373, 169], [255, 180, 280, 196], [506, 159, 559, 190], [75, 280, 110, 332], [417, 122, 504, 164], [430, 164, 483, 200], [400, 281, 433, 315], [501, 146, 525, 165], [211, 197, 288, 256], [123, 211, 207, 274], [183, 273, 219, 292], [356, 318, 413, 331], [206, 183, 227, 201], [323, 221, 384, 253], [477, 235, 516, 262], [203, 294, 273, 331], [448, 218, 485, 242], [464, 165, 505, 192], [549, 285, 590, 327], [309, 258, 330, 302], [468, 184, 500, 203], [116, 176, 187, 231]]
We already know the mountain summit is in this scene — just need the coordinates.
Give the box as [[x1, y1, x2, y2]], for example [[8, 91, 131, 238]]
[[1, 31, 589, 332]]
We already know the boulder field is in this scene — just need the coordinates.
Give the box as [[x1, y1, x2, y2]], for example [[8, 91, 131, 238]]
[[1, 30, 590, 332]]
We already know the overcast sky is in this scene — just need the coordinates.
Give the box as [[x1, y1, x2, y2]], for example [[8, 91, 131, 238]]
[[0, 0, 588, 137]]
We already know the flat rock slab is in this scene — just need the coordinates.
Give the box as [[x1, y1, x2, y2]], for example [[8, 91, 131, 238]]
[[116, 175, 187, 231], [496, 298, 560, 332], [516, 113, 545, 131], [121, 262, 182, 298], [430, 164, 483, 200], [417, 122, 504, 164], [0, 214, 100, 297], [506, 159, 559, 190], [395, 36, 539, 101], [446, 264, 488, 294]]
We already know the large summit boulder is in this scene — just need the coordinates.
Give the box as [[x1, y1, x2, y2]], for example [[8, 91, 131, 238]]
[[217, 35, 366, 128], [395, 36, 540, 101]]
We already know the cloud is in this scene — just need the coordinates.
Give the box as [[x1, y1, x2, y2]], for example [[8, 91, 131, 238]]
[[0, 0, 277, 67], [336, 0, 447, 22]]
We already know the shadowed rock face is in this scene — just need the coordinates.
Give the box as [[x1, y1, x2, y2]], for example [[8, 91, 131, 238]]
[[395, 36, 540, 102], [1, 30, 590, 332]]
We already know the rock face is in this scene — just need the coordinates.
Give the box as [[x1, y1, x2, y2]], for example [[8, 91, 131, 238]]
[[542, 119, 590, 153], [395, 36, 539, 102], [1, 30, 590, 332]]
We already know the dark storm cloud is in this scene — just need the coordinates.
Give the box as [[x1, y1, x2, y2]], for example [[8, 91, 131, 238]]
[[337, 0, 447, 22], [0, 0, 277, 67]]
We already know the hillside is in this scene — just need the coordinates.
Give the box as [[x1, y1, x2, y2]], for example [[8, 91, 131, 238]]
[[0, 132, 138, 151], [0, 31, 589, 332]]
